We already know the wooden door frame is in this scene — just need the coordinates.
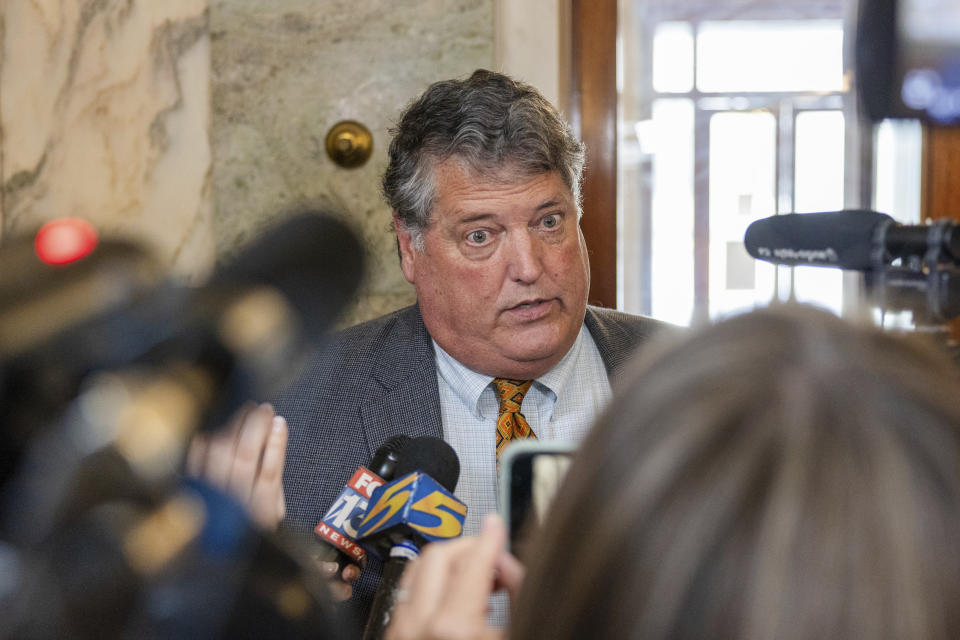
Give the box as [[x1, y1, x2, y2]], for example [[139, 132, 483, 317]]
[[922, 125, 960, 336], [568, 0, 618, 309]]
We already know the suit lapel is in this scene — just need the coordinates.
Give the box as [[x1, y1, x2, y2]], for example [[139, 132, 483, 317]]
[[585, 305, 642, 379], [358, 305, 443, 458], [586, 305, 674, 384], [585, 306, 619, 377]]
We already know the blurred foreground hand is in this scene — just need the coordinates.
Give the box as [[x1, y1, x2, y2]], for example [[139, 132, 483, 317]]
[[315, 560, 362, 602], [186, 402, 287, 531], [386, 514, 525, 640]]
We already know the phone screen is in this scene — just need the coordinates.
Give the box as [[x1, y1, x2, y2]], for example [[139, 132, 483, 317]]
[[499, 441, 574, 554]]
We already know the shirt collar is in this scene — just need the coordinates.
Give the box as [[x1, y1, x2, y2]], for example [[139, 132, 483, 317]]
[[433, 343, 494, 419], [432, 326, 588, 418], [536, 325, 586, 403]]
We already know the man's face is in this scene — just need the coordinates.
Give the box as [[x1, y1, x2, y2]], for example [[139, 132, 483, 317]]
[[396, 160, 590, 380]]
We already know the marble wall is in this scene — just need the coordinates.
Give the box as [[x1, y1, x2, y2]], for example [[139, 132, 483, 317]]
[[1, 0, 497, 325], [0, 0, 214, 281], [210, 0, 494, 326]]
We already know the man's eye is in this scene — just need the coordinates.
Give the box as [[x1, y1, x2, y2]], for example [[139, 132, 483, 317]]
[[468, 230, 489, 244], [542, 214, 560, 229]]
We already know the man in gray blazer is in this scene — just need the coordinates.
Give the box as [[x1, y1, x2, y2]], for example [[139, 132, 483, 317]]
[[190, 69, 669, 630]]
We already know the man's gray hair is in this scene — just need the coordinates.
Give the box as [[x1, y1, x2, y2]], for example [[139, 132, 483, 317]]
[[382, 69, 586, 248]]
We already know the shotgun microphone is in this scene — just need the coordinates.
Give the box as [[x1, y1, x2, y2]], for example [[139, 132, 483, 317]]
[[744, 210, 960, 270]]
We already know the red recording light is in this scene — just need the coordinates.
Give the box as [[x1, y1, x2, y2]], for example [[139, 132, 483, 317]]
[[34, 218, 99, 265]]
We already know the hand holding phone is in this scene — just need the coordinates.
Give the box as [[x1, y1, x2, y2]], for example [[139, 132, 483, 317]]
[[498, 440, 575, 555]]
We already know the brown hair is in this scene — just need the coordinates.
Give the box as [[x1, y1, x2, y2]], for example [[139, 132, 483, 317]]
[[382, 69, 585, 247], [511, 305, 960, 640]]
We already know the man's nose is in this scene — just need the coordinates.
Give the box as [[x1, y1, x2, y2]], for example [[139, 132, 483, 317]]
[[506, 230, 544, 283]]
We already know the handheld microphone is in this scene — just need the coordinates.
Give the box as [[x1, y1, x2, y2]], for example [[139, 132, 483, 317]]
[[356, 437, 466, 640], [744, 210, 960, 270], [314, 435, 409, 568]]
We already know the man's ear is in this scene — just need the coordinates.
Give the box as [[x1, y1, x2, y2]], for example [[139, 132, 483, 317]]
[[393, 211, 417, 285]]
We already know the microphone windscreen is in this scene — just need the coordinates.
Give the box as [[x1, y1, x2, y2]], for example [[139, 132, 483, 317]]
[[744, 210, 893, 269], [210, 213, 365, 341], [368, 436, 411, 479], [0, 239, 163, 358], [395, 437, 460, 493]]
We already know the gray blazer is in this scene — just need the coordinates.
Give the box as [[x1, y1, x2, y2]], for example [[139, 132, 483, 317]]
[[275, 303, 669, 630]]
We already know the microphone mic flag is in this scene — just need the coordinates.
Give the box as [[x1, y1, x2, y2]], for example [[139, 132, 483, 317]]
[[314, 435, 409, 567], [357, 437, 466, 640], [356, 437, 465, 558]]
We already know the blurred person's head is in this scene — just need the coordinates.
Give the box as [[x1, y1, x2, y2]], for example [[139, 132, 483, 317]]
[[511, 304, 960, 640]]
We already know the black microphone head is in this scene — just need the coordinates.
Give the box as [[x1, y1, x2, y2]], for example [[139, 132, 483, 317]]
[[187, 212, 366, 430], [211, 212, 365, 341], [855, 0, 897, 122], [0, 237, 163, 359], [744, 210, 894, 269], [395, 437, 460, 493], [368, 435, 411, 481]]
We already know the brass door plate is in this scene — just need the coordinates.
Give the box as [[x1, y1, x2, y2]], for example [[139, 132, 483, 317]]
[[325, 120, 373, 168]]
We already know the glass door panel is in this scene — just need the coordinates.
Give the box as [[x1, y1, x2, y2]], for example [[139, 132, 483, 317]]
[[792, 110, 845, 314], [649, 99, 696, 325], [708, 111, 777, 319]]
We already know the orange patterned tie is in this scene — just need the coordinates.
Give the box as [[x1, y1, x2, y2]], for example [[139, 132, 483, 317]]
[[494, 378, 536, 459]]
